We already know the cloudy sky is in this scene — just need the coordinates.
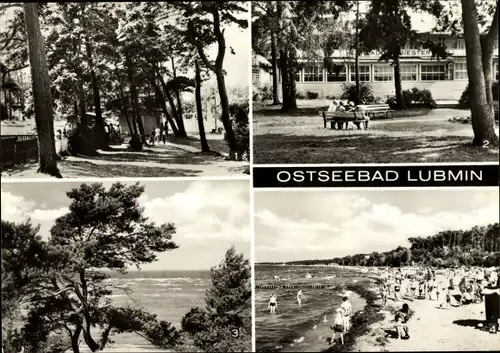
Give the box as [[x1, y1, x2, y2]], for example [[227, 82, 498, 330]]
[[254, 188, 499, 263], [1, 179, 250, 271]]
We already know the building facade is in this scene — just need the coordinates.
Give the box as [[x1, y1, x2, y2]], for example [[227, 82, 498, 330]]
[[285, 34, 499, 101]]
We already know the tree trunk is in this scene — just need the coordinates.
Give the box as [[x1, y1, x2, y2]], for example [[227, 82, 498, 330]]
[[149, 76, 180, 136], [85, 39, 106, 149], [125, 56, 146, 144], [461, 0, 499, 147], [78, 76, 86, 125], [195, 61, 210, 152], [171, 57, 188, 136], [71, 326, 82, 353], [355, 0, 361, 105], [394, 56, 406, 110], [157, 73, 188, 138], [270, 30, 280, 105], [279, 50, 297, 112], [215, 68, 238, 158], [23, 2, 62, 178]]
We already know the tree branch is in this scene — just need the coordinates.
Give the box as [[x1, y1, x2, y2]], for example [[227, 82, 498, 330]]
[[484, 3, 498, 46]]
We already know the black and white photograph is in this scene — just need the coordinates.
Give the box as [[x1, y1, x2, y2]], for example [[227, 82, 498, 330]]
[[252, 0, 499, 164], [0, 2, 250, 179], [1, 179, 251, 352], [254, 188, 499, 352]]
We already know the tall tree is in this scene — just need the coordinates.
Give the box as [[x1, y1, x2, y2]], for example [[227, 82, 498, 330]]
[[359, 0, 445, 110], [460, 0, 498, 146], [195, 60, 211, 152], [23, 3, 62, 178]]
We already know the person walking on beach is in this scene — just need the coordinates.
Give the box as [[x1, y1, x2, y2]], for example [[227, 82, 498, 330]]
[[340, 296, 352, 333], [297, 289, 304, 307], [380, 283, 388, 307], [330, 308, 345, 345], [269, 294, 278, 314], [394, 282, 401, 301]]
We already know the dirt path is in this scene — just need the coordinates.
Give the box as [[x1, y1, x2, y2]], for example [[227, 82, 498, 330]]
[[353, 293, 499, 351]]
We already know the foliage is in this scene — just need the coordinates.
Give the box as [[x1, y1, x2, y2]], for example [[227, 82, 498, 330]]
[[459, 81, 499, 108], [295, 90, 306, 100], [1, 182, 182, 352], [252, 84, 273, 102], [286, 223, 500, 268], [229, 101, 250, 159], [341, 82, 377, 105], [306, 91, 320, 100], [181, 247, 251, 352], [386, 88, 437, 109]]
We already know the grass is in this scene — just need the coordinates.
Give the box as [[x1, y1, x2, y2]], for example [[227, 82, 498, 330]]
[[253, 101, 499, 164]]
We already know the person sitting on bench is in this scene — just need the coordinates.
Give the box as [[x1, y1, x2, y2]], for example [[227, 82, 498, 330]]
[[353, 105, 370, 130], [327, 100, 339, 113]]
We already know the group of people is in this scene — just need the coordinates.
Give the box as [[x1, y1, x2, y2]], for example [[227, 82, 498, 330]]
[[326, 98, 371, 130], [148, 122, 169, 145], [378, 266, 500, 339], [267, 291, 353, 345]]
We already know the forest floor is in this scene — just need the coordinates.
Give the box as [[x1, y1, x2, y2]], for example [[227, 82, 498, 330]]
[[253, 100, 500, 164], [353, 288, 499, 351], [1, 134, 249, 179]]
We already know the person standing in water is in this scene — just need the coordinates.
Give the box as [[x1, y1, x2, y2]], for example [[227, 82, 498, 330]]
[[297, 289, 304, 307], [268, 294, 278, 314], [340, 296, 353, 333], [330, 308, 345, 345]]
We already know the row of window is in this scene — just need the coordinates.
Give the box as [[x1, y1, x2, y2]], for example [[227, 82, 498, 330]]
[[296, 62, 499, 82]]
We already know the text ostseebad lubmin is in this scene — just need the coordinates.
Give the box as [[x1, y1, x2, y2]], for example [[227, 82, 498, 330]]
[[276, 169, 483, 183]]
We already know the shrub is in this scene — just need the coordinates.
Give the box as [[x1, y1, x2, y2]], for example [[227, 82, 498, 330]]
[[459, 81, 499, 108], [340, 82, 377, 105], [295, 90, 306, 99], [252, 84, 273, 102], [387, 87, 437, 109], [229, 101, 249, 161], [306, 91, 320, 99]]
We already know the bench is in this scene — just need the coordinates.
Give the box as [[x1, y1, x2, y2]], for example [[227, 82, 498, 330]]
[[364, 104, 394, 118], [319, 111, 369, 130]]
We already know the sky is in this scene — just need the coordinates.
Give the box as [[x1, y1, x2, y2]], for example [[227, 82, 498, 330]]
[[1, 179, 251, 271], [254, 188, 499, 263]]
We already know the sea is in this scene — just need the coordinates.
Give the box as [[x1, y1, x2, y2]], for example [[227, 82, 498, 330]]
[[78, 270, 210, 352], [255, 265, 371, 353]]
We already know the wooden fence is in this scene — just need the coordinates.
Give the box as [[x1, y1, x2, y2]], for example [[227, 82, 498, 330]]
[[1, 134, 38, 170]]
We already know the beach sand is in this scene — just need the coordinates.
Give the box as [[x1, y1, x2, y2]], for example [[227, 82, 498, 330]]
[[353, 290, 499, 351]]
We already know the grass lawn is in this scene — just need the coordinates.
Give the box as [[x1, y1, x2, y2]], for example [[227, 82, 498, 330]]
[[252, 100, 499, 164]]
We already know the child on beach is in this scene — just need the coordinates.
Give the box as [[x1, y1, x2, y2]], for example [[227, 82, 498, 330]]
[[395, 303, 410, 339], [445, 287, 452, 310], [340, 296, 353, 332], [269, 294, 278, 314], [330, 308, 345, 345]]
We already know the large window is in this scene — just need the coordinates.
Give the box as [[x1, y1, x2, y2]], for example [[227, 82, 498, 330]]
[[303, 62, 324, 82], [437, 36, 446, 47], [373, 65, 393, 81], [349, 65, 370, 81], [454, 62, 467, 80], [295, 71, 301, 82], [400, 65, 418, 81], [453, 39, 465, 50], [421, 64, 446, 81], [495, 62, 499, 81], [252, 67, 260, 85], [326, 64, 347, 82]]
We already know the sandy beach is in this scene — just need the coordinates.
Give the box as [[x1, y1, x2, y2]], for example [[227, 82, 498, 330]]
[[353, 285, 499, 351]]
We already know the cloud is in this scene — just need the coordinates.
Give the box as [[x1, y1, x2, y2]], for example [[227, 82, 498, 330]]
[[255, 195, 499, 261], [140, 181, 250, 244], [31, 207, 69, 221], [1, 189, 36, 223]]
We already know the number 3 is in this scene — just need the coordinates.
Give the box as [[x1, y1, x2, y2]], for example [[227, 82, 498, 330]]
[[231, 328, 239, 338]]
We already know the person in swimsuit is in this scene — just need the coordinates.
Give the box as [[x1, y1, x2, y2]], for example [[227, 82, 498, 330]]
[[380, 283, 388, 307], [297, 290, 304, 307], [394, 282, 401, 301], [410, 279, 417, 300], [395, 303, 410, 339], [330, 308, 345, 345], [268, 294, 278, 314], [340, 296, 352, 332]]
